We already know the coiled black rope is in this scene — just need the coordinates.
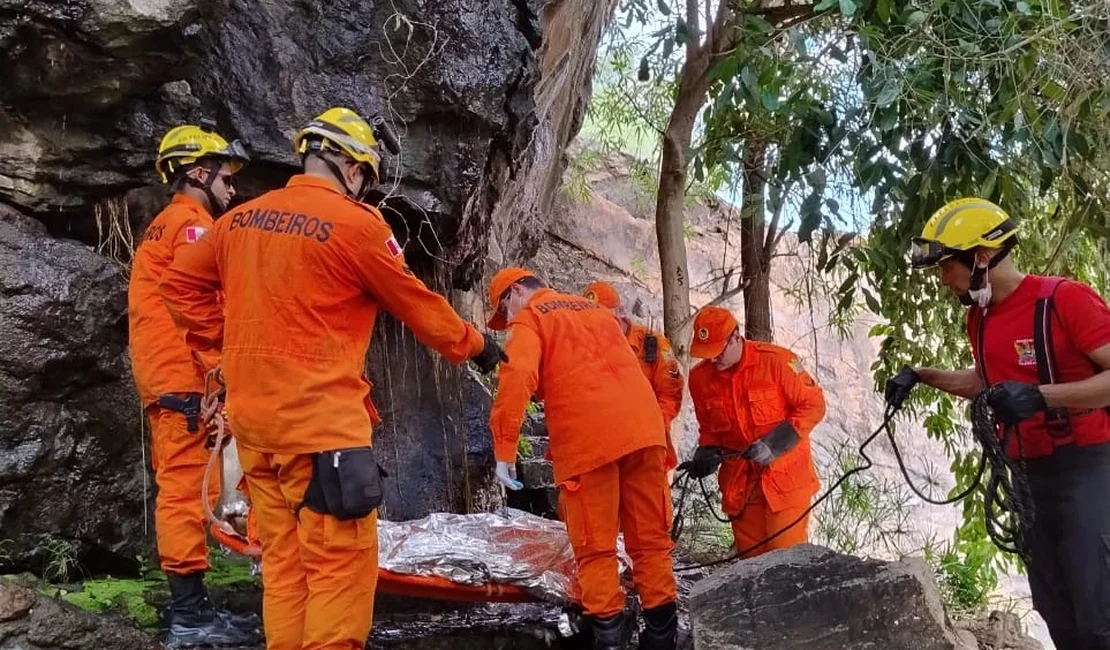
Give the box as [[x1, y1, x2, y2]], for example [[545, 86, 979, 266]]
[[671, 390, 1035, 572]]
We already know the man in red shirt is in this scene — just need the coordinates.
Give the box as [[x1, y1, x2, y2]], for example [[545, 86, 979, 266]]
[[886, 197, 1110, 649]]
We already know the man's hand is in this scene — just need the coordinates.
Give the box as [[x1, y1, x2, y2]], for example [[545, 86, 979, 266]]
[[744, 440, 775, 466], [677, 446, 723, 479], [472, 333, 508, 374], [884, 366, 920, 409], [987, 381, 1047, 424], [495, 461, 523, 490]]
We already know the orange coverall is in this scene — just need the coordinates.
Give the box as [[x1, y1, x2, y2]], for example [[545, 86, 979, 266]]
[[490, 286, 676, 618], [624, 322, 684, 468], [128, 192, 220, 575], [688, 341, 826, 558], [160, 174, 486, 650]]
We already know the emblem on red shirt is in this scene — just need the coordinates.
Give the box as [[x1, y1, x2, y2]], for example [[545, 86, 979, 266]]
[[1014, 338, 1036, 366], [184, 226, 207, 243]]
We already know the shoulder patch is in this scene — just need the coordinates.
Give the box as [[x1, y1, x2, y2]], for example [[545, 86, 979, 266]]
[[385, 235, 402, 258], [184, 226, 207, 243], [788, 357, 802, 374]]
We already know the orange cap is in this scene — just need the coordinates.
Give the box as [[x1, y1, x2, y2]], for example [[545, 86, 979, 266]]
[[487, 267, 536, 330], [582, 281, 621, 310], [690, 306, 739, 359]]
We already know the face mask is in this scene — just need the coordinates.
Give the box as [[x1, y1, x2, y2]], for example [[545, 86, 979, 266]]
[[968, 263, 992, 308]]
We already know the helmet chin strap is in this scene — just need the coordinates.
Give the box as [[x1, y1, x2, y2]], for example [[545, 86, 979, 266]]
[[321, 156, 372, 202], [968, 263, 992, 308]]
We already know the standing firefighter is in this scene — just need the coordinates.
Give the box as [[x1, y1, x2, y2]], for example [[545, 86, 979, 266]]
[[681, 306, 826, 557], [128, 124, 253, 646], [886, 197, 1110, 650], [159, 107, 506, 650], [488, 269, 678, 650], [582, 281, 684, 468]]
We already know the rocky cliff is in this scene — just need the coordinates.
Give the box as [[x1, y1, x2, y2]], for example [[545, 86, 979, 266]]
[[0, 0, 615, 570]]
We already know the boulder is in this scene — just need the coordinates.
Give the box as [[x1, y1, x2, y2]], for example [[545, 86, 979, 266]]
[[688, 544, 976, 650], [0, 576, 155, 650], [0, 212, 148, 573]]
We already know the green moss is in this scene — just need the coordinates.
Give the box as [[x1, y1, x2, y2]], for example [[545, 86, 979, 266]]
[[205, 551, 259, 588], [61, 576, 164, 629]]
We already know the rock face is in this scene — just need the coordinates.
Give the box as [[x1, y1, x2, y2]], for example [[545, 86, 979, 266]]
[[0, 211, 147, 573], [0, 0, 614, 567], [0, 577, 154, 650], [688, 544, 974, 650]]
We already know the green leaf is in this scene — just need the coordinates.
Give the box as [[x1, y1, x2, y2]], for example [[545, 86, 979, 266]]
[[808, 168, 828, 190], [839, 0, 858, 18], [862, 288, 882, 314], [638, 56, 651, 82], [876, 0, 891, 21], [741, 66, 758, 92], [1016, 1, 1031, 13], [815, 0, 838, 11], [662, 37, 674, 60], [876, 82, 900, 108], [747, 15, 774, 34], [761, 90, 780, 111], [799, 193, 823, 243], [656, 0, 672, 15], [906, 10, 926, 26]]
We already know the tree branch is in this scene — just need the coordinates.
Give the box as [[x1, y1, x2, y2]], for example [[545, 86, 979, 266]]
[[687, 0, 700, 61], [678, 268, 752, 331]]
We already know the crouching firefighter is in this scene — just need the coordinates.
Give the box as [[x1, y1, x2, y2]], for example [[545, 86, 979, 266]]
[[159, 106, 506, 650], [885, 197, 1110, 650], [680, 306, 826, 557], [488, 269, 679, 650], [582, 281, 685, 468], [128, 123, 254, 646]]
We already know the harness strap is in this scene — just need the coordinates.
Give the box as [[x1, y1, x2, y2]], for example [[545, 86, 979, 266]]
[[156, 393, 202, 432], [1033, 277, 1073, 441]]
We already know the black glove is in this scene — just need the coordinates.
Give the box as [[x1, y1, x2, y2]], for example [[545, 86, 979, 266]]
[[471, 333, 508, 374], [884, 366, 920, 409], [743, 421, 800, 466], [677, 446, 724, 479], [987, 381, 1047, 424]]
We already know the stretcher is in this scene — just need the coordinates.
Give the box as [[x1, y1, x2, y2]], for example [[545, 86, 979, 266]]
[[205, 439, 621, 606]]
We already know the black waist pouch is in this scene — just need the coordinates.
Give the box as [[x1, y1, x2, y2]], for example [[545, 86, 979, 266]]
[[301, 447, 387, 520]]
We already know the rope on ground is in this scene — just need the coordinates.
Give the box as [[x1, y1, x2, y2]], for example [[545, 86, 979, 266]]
[[671, 391, 1034, 573]]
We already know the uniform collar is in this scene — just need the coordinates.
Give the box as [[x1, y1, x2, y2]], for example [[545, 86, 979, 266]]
[[287, 174, 346, 195], [170, 192, 210, 216]]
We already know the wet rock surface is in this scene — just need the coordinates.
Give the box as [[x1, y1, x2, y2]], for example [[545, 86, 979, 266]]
[[952, 611, 1044, 650], [688, 544, 975, 650], [0, 211, 147, 573]]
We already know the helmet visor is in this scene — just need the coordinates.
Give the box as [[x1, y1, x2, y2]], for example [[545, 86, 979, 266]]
[[910, 238, 952, 269]]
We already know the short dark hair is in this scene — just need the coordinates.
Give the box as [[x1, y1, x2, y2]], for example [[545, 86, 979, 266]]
[[517, 276, 545, 290]]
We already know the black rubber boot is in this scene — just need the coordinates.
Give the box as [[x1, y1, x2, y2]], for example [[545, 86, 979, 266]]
[[165, 572, 257, 647], [638, 601, 678, 650], [588, 612, 629, 650]]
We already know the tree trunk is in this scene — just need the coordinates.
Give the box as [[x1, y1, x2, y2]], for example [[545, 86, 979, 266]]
[[740, 140, 773, 342], [657, 55, 714, 357]]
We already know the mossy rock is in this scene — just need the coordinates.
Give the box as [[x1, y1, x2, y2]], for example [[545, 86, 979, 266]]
[[59, 548, 260, 629]]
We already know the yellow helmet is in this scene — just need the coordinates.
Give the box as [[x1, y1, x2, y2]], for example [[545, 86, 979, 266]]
[[294, 107, 382, 183], [910, 197, 1018, 269], [155, 124, 249, 184]]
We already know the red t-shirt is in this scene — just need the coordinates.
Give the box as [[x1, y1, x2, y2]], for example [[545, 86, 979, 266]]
[[967, 275, 1110, 458]]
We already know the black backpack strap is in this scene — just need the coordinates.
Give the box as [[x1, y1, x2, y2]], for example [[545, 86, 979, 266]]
[[1033, 277, 1072, 440]]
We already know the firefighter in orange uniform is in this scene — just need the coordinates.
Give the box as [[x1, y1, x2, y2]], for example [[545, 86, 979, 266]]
[[159, 107, 506, 650], [682, 306, 825, 557], [582, 281, 684, 468], [128, 123, 254, 647], [488, 268, 678, 650]]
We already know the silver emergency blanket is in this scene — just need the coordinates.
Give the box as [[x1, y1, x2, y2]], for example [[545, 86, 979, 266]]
[[376, 508, 632, 603]]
